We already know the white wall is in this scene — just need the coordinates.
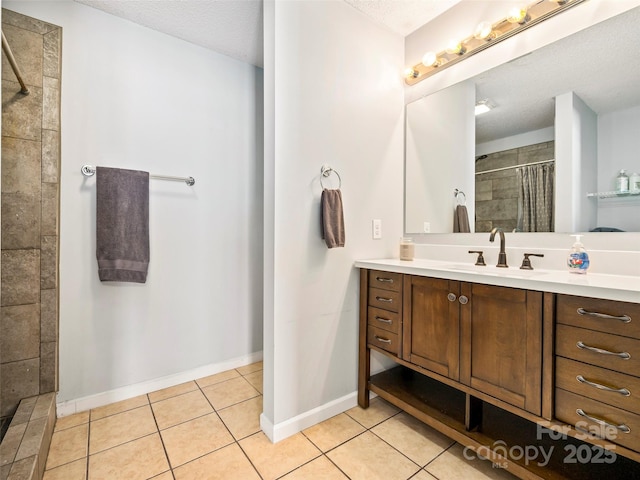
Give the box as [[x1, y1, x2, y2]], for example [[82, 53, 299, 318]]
[[262, 0, 404, 440], [5, 1, 264, 406], [555, 92, 597, 233], [405, 80, 475, 234], [597, 104, 640, 231]]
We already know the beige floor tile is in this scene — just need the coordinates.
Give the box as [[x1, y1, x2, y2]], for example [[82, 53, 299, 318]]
[[196, 369, 240, 388], [45, 423, 88, 470], [327, 431, 420, 480], [89, 405, 157, 454], [237, 361, 263, 376], [217, 396, 262, 441], [161, 413, 234, 468], [345, 397, 400, 429], [54, 411, 89, 432], [372, 412, 454, 466], [303, 413, 365, 452], [280, 455, 348, 479], [239, 432, 321, 480], [88, 433, 169, 480], [425, 444, 518, 480], [151, 390, 214, 430], [43, 458, 87, 480], [243, 370, 263, 394], [149, 473, 174, 480], [410, 470, 438, 480], [90, 395, 149, 421], [202, 376, 260, 410], [173, 443, 260, 480], [149, 472, 174, 480], [148, 381, 198, 403]]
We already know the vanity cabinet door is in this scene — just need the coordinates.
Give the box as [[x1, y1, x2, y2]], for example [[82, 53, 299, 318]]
[[460, 284, 543, 415], [402, 276, 460, 381]]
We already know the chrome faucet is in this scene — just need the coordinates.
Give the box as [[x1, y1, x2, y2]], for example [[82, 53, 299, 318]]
[[489, 227, 508, 268]]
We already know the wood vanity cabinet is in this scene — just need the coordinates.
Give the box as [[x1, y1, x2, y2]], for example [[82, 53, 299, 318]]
[[359, 268, 640, 480], [402, 276, 542, 414]]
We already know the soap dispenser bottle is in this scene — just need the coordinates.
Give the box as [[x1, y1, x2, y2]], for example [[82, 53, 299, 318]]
[[567, 234, 590, 274]]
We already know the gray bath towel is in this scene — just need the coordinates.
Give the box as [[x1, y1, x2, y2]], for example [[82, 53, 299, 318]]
[[453, 205, 470, 233], [96, 167, 150, 283], [321, 189, 345, 248]]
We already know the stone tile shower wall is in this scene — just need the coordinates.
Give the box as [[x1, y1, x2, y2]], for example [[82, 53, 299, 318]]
[[1, 9, 61, 429], [475, 141, 554, 232]]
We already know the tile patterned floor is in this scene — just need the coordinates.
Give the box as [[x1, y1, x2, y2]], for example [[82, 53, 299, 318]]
[[43, 362, 516, 480]]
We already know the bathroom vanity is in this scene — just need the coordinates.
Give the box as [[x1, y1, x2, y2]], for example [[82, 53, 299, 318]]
[[356, 259, 640, 480]]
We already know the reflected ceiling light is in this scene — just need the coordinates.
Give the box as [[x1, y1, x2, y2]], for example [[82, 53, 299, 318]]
[[475, 100, 494, 116], [404, 0, 586, 86]]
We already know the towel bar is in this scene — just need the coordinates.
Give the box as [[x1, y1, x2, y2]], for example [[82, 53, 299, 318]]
[[81, 165, 195, 186]]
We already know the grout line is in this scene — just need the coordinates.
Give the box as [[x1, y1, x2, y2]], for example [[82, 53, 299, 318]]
[[146, 395, 173, 474]]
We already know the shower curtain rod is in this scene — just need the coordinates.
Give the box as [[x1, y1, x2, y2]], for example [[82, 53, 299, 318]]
[[1, 31, 29, 95], [81, 165, 196, 186], [475, 159, 554, 176]]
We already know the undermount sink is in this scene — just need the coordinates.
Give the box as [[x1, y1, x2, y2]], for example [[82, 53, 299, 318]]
[[445, 264, 547, 277]]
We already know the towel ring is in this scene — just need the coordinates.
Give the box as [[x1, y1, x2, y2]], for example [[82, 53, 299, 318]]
[[454, 189, 466, 206], [320, 165, 342, 189]]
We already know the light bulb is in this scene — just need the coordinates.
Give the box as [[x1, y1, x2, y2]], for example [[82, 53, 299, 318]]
[[474, 21, 494, 40], [421, 52, 441, 67], [445, 40, 466, 55], [507, 6, 529, 24], [404, 67, 419, 78]]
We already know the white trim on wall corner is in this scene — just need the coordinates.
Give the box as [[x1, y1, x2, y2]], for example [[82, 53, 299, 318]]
[[56, 351, 264, 417], [260, 391, 358, 443]]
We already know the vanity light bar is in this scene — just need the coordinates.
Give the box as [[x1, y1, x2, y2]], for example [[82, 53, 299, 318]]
[[405, 0, 587, 86]]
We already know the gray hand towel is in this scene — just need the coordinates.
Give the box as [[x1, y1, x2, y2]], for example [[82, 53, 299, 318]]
[[96, 167, 150, 283], [321, 188, 345, 248], [453, 204, 470, 233]]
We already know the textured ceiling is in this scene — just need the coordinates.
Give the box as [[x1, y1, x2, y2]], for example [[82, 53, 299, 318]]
[[343, 0, 461, 36], [73, 0, 457, 67], [74, 0, 264, 66]]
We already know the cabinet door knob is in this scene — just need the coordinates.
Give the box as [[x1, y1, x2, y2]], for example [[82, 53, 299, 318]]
[[447, 293, 457, 302], [458, 295, 469, 305]]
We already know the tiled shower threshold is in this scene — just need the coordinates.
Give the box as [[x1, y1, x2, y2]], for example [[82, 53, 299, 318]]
[[0, 393, 56, 480]]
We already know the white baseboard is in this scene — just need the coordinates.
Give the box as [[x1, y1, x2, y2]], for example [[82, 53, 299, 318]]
[[56, 351, 263, 417], [260, 391, 358, 443]]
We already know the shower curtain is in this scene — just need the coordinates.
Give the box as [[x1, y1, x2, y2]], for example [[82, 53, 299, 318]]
[[517, 162, 555, 232]]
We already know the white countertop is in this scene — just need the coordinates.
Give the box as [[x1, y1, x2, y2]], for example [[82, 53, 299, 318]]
[[354, 258, 640, 303]]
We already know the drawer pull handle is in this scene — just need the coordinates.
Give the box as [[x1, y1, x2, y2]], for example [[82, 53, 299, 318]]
[[374, 335, 392, 344], [376, 277, 394, 284], [576, 341, 631, 360], [375, 296, 393, 303], [576, 409, 631, 434], [375, 316, 392, 324], [576, 375, 631, 397], [577, 308, 631, 323]]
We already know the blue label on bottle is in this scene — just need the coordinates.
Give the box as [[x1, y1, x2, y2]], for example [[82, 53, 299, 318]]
[[568, 252, 590, 270]]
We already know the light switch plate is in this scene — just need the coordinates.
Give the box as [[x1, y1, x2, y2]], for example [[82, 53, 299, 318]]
[[372, 219, 382, 239]]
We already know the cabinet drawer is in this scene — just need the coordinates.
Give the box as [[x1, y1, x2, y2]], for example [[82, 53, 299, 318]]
[[368, 287, 401, 313], [368, 306, 400, 334], [368, 325, 399, 355], [556, 388, 640, 452], [368, 270, 402, 292], [556, 324, 640, 377], [557, 295, 640, 339], [556, 357, 640, 413]]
